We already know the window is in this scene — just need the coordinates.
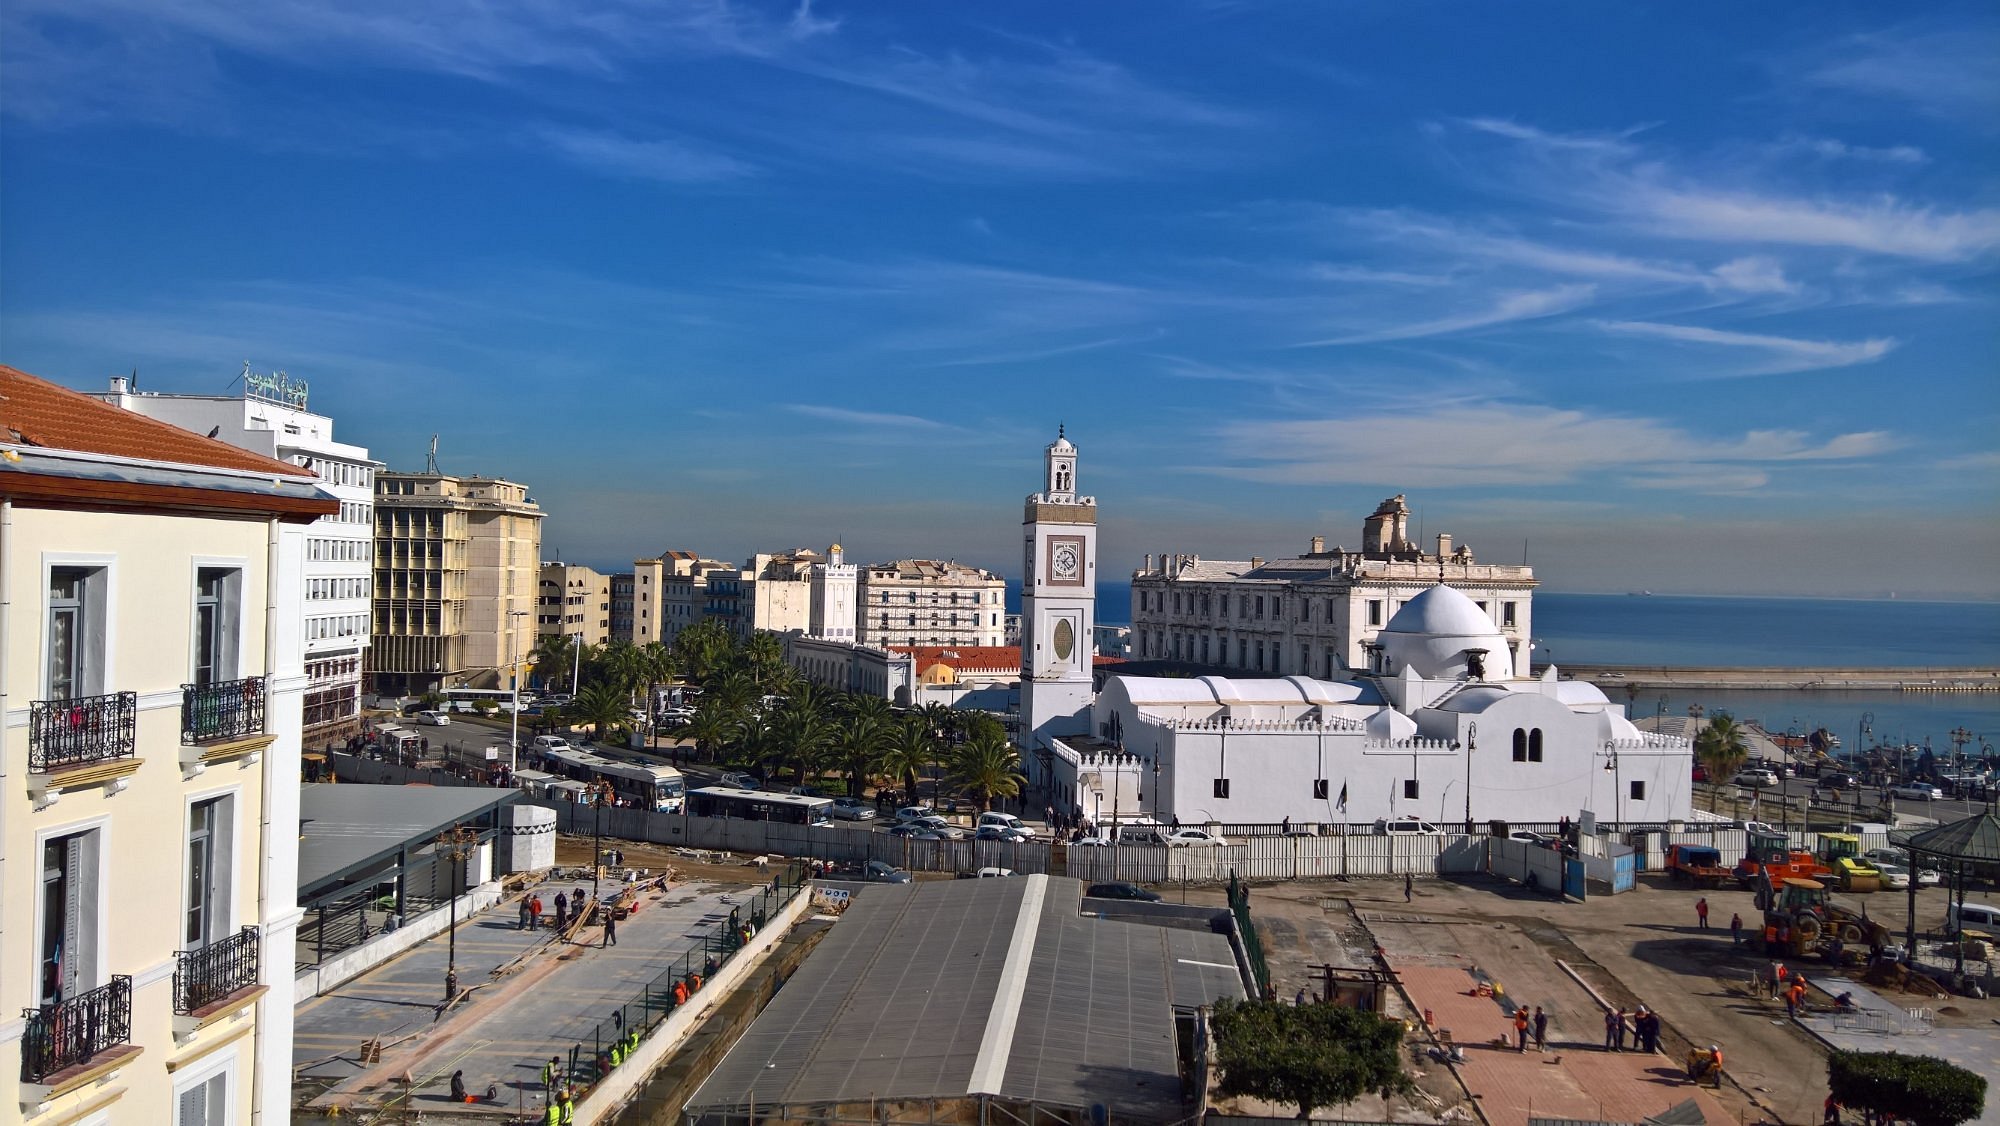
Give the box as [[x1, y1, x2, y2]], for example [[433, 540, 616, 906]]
[[1368, 599, 1383, 627], [1529, 728, 1544, 762], [1512, 729, 1528, 762], [48, 566, 108, 699], [192, 568, 241, 686], [175, 1065, 230, 1126], [185, 797, 233, 948], [39, 828, 104, 1005], [1213, 778, 1230, 799], [1403, 779, 1420, 800], [1313, 779, 1329, 800], [1629, 780, 1647, 801], [1503, 602, 1517, 628]]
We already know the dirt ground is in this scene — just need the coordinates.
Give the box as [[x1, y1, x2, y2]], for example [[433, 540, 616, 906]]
[[1203, 872, 1994, 1125], [549, 833, 782, 888]]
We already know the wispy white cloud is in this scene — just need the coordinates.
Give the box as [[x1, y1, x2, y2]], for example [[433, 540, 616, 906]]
[[783, 404, 961, 431], [1308, 263, 1455, 287], [528, 124, 756, 183], [1458, 117, 1644, 155], [1210, 403, 1897, 490], [1598, 320, 1898, 373], [1298, 284, 1595, 346], [929, 333, 1152, 368], [1770, 135, 1928, 165], [1786, 23, 2000, 121], [1709, 256, 1798, 295]]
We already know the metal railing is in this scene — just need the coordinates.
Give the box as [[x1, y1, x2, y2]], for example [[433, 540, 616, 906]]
[[175, 927, 262, 1014], [20, 976, 133, 1083], [28, 692, 138, 772], [182, 677, 266, 744]]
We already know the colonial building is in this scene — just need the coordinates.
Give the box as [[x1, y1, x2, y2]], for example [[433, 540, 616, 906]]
[[1066, 583, 1692, 829], [782, 634, 917, 704], [537, 562, 612, 646], [368, 471, 542, 696], [858, 559, 1007, 649], [630, 551, 731, 647], [1129, 494, 1537, 677], [608, 572, 635, 643], [1, 366, 336, 1125], [102, 369, 379, 746]]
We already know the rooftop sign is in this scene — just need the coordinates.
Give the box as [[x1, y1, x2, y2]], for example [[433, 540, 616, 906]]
[[244, 363, 309, 410]]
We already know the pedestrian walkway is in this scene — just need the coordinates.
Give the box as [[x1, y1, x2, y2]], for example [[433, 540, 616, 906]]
[[294, 872, 760, 1118], [1795, 978, 2000, 1126]]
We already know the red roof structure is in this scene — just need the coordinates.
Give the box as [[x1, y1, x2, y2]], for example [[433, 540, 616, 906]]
[[0, 365, 315, 478]]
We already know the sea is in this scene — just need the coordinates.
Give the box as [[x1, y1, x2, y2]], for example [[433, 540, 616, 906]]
[[1009, 582, 2000, 751]]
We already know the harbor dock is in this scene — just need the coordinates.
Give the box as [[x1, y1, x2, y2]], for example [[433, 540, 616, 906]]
[[1559, 665, 2000, 692]]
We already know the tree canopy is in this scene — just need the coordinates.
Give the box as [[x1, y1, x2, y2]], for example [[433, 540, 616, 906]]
[[1694, 711, 1751, 781], [1211, 999, 1414, 1119], [1828, 1051, 1986, 1126]]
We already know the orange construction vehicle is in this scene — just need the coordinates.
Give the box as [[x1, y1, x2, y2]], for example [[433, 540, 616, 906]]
[[1733, 829, 1831, 887], [1666, 844, 1732, 888]]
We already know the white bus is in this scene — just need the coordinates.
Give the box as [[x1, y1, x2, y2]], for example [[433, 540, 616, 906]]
[[535, 746, 686, 813], [688, 786, 833, 827], [444, 687, 523, 714]]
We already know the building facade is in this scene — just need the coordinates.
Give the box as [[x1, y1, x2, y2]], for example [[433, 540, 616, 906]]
[[1129, 495, 1537, 678], [1019, 429, 1097, 752], [1, 366, 336, 1126], [537, 562, 612, 647], [368, 472, 542, 696], [1067, 584, 1691, 829], [858, 560, 1007, 650], [102, 370, 379, 747], [609, 572, 635, 643], [630, 551, 731, 648], [782, 634, 917, 704]]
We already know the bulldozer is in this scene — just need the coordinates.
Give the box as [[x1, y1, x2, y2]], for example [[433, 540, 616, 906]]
[[1734, 828, 1831, 887], [1762, 877, 1894, 960], [1818, 832, 1881, 893]]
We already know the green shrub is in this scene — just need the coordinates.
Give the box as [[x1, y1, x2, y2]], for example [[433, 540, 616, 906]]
[[1828, 1051, 1986, 1126]]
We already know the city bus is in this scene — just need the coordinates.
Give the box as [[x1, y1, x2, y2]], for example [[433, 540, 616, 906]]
[[443, 687, 524, 714], [687, 786, 833, 827], [534, 745, 686, 813]]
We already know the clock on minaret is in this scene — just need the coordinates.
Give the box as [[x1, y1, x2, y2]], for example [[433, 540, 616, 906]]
[[1021, 426, 1098, 749]]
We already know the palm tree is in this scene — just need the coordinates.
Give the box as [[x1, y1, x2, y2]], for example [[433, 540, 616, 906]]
[[572, 681, 629, 744], [836, 696, 896, 797], [639, 641, 678, 714], [683, 702, 740, 764], [874, 716, 934, 807], [767, 698, 832, 785], [673, 618, 734, 682], [598, 640, 647, 698], [530, 633, 579, 693], [1695, 712, 1750, 783], [744, 631, 786, 687], [952, 726, 1025, 811]]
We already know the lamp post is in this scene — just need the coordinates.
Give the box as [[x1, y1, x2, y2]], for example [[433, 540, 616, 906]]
[[1604, 742, 1622, 831], [1462, 722, 1477, 834], [437, 824, 479, 1002], [589, 780, 613, 904], [507, 609, 530, 773]]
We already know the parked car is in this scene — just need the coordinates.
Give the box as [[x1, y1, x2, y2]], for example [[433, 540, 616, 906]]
[[1732, 769, 1780, 788], [861, 860, 911, 884], [977, 812, 1032, 835], [1691, 764, 1709, 783], [912, 815, 968, 840], [886, 824, 949, 840], [1862, 848, 1907, 868], [1068, 834, 1113, 847], [1870, 862, 1913, 890], [976, 825, 1034, 842], [1162, 827, 1230, 847], [1821, 772, 1859, 790], [1889, 782, 1943, 801], [718, 770, 760, 790], [894, 805, 938, 824], [1374, 816, 1444, 836], [957, 866, 1016, 878], [531, 734, 571, 752], [1086, 882, 1162, 902], [1509, 830, 1555, 847], [830, 797, 877, 821], [415, 710, 451, 726]]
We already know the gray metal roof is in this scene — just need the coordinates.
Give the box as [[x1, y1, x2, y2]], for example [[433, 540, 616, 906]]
[[297, 783, 517, 895], [687, 875, 1225, 1122]]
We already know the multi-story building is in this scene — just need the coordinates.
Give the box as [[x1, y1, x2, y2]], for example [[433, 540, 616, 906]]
[[537, 562, 612, 646], [609, 572, 635, 643], [715, 547, 857, 644], [1128, 494, 1537, 677], [1, 366, 336, 1125], [101, 369, 379, 747], [858, 559, 1007, 649], [368, 472, 542, 696], [630, 551, 732, 648]]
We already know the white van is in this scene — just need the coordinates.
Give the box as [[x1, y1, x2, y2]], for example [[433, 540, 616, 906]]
[[531, 735, 570, 752], [1946, 902, 2000, 935], [978, 812, 1028, 833], [1114, 823, 1167, 846]]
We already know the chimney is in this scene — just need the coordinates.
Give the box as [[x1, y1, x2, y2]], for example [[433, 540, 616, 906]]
[[1144, 553, 1154, 573], [1250, 556, 1265, 569], [1310, 535, 1326, 554], [1437, 533, 1453, 558], [108, 375, 128, 396]]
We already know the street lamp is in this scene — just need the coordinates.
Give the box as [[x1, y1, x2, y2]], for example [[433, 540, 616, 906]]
[[589, 780, 614, 904], [1604, 743, 1622, 831], [436, 824, 479, 1002], [507, 609, 531, 773], [1462, 722, 1477, 834]]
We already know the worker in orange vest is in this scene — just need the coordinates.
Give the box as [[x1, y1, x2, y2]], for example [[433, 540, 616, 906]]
[[1513, 1008, 1530, 1052]]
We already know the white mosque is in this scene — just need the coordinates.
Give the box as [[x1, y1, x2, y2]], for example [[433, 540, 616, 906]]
[[1019, 431, 1695, 831]]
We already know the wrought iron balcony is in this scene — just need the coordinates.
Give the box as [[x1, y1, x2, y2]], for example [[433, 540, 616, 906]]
[[28, 692, 138, 773], [182, 677, 266, 745], [20, 976, 132, 1083], [174, 927, 262, 1014]]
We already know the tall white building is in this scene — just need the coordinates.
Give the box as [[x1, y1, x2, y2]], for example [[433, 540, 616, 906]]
[[102, 369, 379, 747], [858, 560, 1007, 649], [1019, 428, 1097, 751], [4, 366, 336, 1125], [809, 545, 858, 644], [1129, 494, 1537, 678]]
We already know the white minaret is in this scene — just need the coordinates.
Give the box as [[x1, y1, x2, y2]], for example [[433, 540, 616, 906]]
[[1021, 426, 1097, 751]]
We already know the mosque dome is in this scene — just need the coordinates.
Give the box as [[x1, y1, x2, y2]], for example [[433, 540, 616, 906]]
[[1376, 584, 1515, 680]]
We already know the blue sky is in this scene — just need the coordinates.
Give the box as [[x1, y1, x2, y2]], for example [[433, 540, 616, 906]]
[[4, 1, 1996, 597]]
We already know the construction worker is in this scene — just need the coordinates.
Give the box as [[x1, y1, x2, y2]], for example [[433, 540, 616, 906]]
[[673, 980, 689, 1007], [558, 1090, 576, 1125], [541, 1056, 561, 1091], [1707, 1045, 1724, 1087], [1513, 1008, 1530, 1052]]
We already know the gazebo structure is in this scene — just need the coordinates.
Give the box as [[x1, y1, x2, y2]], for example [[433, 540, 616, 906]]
[[1891, 809, 2000, 974]]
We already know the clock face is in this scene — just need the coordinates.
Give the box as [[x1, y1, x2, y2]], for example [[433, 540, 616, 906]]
[[1052, 542, 1079, 579], [1053, 619, 1075, 662]]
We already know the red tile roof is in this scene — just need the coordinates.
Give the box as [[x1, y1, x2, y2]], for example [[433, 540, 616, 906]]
[[0, 365, 315, 478], [891, 645, 1021, 670]]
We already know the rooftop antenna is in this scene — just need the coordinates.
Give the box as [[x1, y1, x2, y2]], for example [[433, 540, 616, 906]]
[[229, 361, 250, 392], [425, 434, 440, 474]]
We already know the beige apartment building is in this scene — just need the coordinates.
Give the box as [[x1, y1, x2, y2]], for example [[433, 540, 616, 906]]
[[858, 559, 1008, 649], [630, 551, 732, 647], [0, 366, 336, 1126], [538, 562, 612, 646], [368, 472, 542, 697]]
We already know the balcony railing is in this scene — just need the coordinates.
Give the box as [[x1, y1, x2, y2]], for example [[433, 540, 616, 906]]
[[181, 677, 266, 745], [28, 692, 138, 772], [174, 927, 261, 1014], [20, 976, 133, 1083]]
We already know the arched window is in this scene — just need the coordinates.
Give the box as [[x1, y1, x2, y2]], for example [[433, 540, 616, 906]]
[[1512, 729, 1528, 762], [1528, 729, 1544, 762]]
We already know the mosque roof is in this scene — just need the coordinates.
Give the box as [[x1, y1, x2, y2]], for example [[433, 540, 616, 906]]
[[1380, 583, 1505, 639]]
